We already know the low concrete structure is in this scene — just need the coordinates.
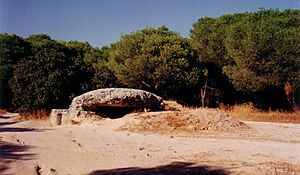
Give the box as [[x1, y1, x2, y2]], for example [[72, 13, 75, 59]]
[[49, 109, 69, 126], [49, 88, 164, 126]]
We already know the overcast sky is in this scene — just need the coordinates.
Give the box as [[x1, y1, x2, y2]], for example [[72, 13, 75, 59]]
[[1, 0, 299, 47]]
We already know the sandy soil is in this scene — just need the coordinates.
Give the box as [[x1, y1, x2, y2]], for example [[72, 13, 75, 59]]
[[1, 113, 300, 175]]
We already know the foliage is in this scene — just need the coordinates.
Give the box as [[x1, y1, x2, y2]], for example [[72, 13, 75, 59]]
[[191, 9, 300, 109], [1, 34, 122, 112], [9, 36, 93, 112], [92, 63, 121, 89], [1, 9, 299, 112], [110, 26, 202, 104], [190, 16, 236, 106], [91, 46, 122, 89], [0, 34, 31, 108], [223, 9, 300, 92], [64, 42, 121, 89]]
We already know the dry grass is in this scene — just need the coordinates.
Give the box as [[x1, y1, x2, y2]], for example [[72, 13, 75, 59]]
[[225, 103, 300, 124], [16, 110, 49, 121], [163, 100, 186, 111], [0, 109, 7, 114]]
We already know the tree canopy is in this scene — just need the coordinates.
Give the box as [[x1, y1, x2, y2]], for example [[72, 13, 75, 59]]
[[191, 9, 300, 109], [0, 34, 31, 108], [223, 9, 300, 92], [1, 9, 299, 112], [110, 26, 202, 104]]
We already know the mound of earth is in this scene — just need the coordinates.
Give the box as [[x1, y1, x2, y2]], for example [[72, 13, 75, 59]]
[[119, 109, 249, 134], [163, 100, 185, 111]]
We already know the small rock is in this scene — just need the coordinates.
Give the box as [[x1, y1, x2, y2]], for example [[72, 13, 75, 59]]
[[35, 165, 41, 175]]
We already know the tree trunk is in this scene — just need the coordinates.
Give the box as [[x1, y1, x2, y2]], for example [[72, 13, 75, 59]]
[[201, 78, 208, 108]]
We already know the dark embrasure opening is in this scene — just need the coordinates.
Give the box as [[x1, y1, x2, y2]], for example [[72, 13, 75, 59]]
[[83, 104, 140, 119], [94, 106, 137, 119]]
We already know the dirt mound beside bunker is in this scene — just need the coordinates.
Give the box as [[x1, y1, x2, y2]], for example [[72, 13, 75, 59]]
[[119, 109, 249, 134]]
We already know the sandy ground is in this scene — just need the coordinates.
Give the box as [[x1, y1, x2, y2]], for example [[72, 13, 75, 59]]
[[1, 113, 300, 175]]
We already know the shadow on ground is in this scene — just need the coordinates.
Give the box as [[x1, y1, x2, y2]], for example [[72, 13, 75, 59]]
[[0, 116, 11, 119], [0, 113, 20, 119], [0, 121, 18, 126], [0, 119, 47, 133], [0, 127, 45, 132], [0, 141, 34, 160], [0, 141, 35, 174], [87, 162, 230, 175]]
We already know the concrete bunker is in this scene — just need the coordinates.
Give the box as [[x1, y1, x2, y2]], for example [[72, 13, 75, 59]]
[[72, 88, 164, 119], [50, 88, 164, 125]]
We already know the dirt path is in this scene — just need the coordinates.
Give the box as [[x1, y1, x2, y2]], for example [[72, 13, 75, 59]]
[[1, 116, 300, 175]]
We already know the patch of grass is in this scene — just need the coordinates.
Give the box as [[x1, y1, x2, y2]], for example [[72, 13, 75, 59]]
[[17, 110, 49, 121], [224, 103, 300, 124]]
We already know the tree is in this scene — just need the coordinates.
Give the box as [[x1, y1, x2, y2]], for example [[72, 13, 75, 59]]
[[92, 63, 120, 89], [191, 9, 300, 109], [223, 9, 300, 109], [191, 17, 227, 67], [64, 42, 121, 89], [6, 34, 122, 112], [0, 34, 30, 109], [9, 35, 94, 112], [190, 16, 237, 106], [110, 26, 202, 104]]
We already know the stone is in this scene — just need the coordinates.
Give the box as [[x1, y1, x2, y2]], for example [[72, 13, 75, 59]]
[[68, 88, 164, 119]]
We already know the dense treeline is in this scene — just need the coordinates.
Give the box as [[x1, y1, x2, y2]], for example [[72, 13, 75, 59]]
[[0, 9, 299, 113], [191, 9, 300, 109]]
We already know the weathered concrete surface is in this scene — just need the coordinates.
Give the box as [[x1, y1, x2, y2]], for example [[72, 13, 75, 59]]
[[69, 88, 163, 119], [70, 88, 163, 109], [50, 88, 164, 125], [49, 109, 69, 126]]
